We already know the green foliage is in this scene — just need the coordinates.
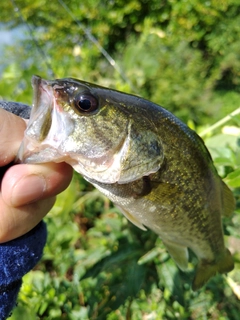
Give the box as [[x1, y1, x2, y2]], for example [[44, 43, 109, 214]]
[[0, 0, 240, 319], [1, 0, 240, 123]]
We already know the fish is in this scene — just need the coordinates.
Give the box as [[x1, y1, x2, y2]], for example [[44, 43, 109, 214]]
[[17, 75, 235, 290]]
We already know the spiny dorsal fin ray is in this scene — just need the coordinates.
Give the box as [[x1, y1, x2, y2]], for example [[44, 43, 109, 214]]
[[222, 181, 235, 217]]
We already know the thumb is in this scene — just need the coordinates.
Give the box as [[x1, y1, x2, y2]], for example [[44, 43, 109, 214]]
[[0, 108, 27, 165]]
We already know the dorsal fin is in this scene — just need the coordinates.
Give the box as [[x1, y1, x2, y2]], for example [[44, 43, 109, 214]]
[[222, 181, 235, 217]]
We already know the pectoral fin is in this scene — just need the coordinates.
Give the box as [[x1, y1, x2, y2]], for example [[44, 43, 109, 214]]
[[163, 239, 189, 271], [133, 176, 152, 198], [117, 206, 147, 231]]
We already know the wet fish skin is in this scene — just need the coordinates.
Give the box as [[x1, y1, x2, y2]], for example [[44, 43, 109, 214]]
[[18, 76, 235, 290]]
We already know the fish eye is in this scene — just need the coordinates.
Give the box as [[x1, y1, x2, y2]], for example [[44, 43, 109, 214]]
[[74, 93, 99, 114]]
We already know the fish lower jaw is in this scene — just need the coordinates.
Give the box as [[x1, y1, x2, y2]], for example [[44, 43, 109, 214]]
[[17, 140, 68, 164]]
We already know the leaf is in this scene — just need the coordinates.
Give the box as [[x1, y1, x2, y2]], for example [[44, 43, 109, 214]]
[[138, 247, 163, 265], [224, 168, 240, 188]]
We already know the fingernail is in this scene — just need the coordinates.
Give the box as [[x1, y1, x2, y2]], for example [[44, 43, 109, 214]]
[[11, 174, 47, 206]]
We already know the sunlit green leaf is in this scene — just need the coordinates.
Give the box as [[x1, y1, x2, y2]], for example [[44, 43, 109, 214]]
[[225, 168, 240, 188]]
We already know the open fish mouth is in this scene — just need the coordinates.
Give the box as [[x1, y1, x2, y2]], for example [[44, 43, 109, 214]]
[[16, 75, 75, 164]]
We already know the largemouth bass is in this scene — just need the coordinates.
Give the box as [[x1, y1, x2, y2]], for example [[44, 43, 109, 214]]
[[17, 75, 235, 290]]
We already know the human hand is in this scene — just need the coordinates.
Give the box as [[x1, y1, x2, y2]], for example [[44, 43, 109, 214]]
[[0, 108, 73, 243]]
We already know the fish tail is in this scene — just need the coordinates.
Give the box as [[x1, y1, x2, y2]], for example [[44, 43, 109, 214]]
[[192, 248, 234, 291]]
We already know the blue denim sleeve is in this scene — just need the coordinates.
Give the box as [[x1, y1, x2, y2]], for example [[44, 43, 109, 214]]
[[0, 221, 47, 320]]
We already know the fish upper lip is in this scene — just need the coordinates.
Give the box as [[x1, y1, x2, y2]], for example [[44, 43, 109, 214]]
[[31, 75, 43, 87], [31, 75, 52, 111]]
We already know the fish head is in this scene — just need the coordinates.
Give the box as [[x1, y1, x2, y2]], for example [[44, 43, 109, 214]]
[[17, 76, 164, 184]]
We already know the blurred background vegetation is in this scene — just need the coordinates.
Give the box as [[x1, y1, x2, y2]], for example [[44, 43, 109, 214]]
[[0, 0, 240, 319]]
